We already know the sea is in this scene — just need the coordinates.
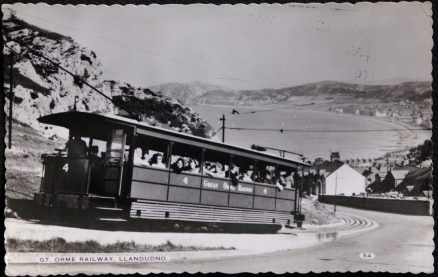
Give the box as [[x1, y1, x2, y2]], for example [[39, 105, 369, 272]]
[[190, 104, 431, 161]]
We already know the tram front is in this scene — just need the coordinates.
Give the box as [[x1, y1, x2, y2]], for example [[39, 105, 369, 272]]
[[34, 111, 134, 209]]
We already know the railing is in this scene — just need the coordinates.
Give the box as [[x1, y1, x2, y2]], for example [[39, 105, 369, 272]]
[[130, 165, 297, 213]]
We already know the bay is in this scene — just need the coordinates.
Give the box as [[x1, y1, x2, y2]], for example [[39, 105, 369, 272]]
[[190, 104, 430, 161]]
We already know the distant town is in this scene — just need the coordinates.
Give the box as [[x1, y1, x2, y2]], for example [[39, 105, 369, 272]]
[[297, 139, 432, 200], [328, 98, 432, 129]]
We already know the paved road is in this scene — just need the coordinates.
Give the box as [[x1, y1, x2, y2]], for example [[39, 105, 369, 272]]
[[7, 206, 434, 274], [144, 205, 434, 273]]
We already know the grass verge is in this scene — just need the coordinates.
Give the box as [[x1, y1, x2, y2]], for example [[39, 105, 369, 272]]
[[6, 237, 235, 253]]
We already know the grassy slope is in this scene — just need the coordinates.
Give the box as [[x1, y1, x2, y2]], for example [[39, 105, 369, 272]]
[[5, 120, 63, 199], [7, 237, 234, 253], [301, 196, 340, 224]]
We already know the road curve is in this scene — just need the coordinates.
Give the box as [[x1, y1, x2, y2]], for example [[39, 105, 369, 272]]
[[145, 205, 434, 273]]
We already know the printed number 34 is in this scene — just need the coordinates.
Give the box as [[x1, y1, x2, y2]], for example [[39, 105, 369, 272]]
[[359, 253, 375, 259], [62, 163, 69, 172]]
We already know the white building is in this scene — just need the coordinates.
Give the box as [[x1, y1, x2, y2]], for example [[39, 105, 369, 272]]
[[319, 161, 367, 196]]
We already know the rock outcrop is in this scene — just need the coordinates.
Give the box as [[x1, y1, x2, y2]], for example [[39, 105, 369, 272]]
[[3, 12, 212, 138]]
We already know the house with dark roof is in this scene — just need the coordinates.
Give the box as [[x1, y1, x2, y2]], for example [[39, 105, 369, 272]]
[[330, 152, 340, 162], [295, 170, 325, 196], [368, 169, 409, 193], [396, 167, 432, 197], [361, 167, 380, 187], [318, 160, 366, 196]]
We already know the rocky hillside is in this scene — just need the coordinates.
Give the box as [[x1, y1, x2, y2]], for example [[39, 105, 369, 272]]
[[2, 13, 213, 137], [5, 119, 64, 199]]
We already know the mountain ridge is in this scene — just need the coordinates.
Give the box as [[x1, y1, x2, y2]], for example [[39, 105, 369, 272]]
[[149, 81, 233, 105], [150, 80, 431, 106]]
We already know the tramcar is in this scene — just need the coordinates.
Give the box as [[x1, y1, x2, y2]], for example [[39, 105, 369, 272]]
[[34, 111, 308, 231]]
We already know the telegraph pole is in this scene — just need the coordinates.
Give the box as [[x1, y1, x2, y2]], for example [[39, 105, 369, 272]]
[[220, 114, 225, 143], [8, 53, 14, 149], [334, 173, 338, 213]]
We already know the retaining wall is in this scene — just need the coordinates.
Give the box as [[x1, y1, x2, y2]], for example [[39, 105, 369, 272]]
[[318, 195, 432, 216]]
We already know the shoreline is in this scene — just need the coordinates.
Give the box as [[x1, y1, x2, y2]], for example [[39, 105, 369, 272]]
[[192, 103, 431, 159]]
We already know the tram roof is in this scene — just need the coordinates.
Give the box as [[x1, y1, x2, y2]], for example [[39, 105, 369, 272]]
[[38, 111, 309, 168]]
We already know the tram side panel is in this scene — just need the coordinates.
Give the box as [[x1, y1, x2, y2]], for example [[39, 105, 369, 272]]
[[129, 166, 298, 225]]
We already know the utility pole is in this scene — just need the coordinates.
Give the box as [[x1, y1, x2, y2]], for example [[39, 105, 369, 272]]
[[8, 53, 14, 149], [334, 173, 338, 213], [301, 166, 304, 197], [220, 114, 225, 143], [74, 96, 79, 111]]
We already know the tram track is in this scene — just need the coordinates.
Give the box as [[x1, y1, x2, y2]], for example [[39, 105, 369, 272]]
[[299, 212, 377, 233]]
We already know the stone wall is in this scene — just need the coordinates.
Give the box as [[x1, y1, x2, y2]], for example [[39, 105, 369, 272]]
[[318, 195, 432, 216]]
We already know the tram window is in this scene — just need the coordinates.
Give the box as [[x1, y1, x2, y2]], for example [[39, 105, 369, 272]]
[[277, 165, 295, 189], [203, 149, 230, 179], [133, 135, 169, 169], [171, 142, 202, 174], [89, 139, 107, 158], [255, 161, 277, 185], [231, 156, 256, 183], [105, 129, 127, 164]]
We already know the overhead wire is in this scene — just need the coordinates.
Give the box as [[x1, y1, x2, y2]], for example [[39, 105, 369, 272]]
[[11, 9, 266, 90], [225, 127, 432, 133], [3, 39, 137, 118], [229, 102, 315, 115]]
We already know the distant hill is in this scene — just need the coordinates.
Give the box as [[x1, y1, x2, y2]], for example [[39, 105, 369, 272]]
[[149, 81, 233, 105], [151, 80, 431, 106]]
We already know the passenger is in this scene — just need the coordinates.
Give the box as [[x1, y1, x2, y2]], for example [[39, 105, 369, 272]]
[[192, 159, 201, 174], [268, 166, 277, 181], [215, 163, 226, 178], [278, 171, 286, 186], [148, 153, 166, 169], [255, 170, 266, 183], [209, 164, 218, 175], [185, 158, 200, 174], [283, 171, 294, 189], [203, 162, 213, 176], [171, 158, 185, 174], [90, 146, 103, 190], [183, 159, 191, 172], [90, 145, 99, 156], [275, 177, 284, 191], [133, 147, 148, 166], [90, 146, 100, 163], [240, 165, 255, 182], [264, 170, 274, 184], [66, 135, 88, 157], [204, 162, 218, 177], [226, 164, 239, 186], [223, 164, 229, 177]]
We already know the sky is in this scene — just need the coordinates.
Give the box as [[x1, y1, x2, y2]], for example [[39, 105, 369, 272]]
[[4, 2, 433, 90]]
